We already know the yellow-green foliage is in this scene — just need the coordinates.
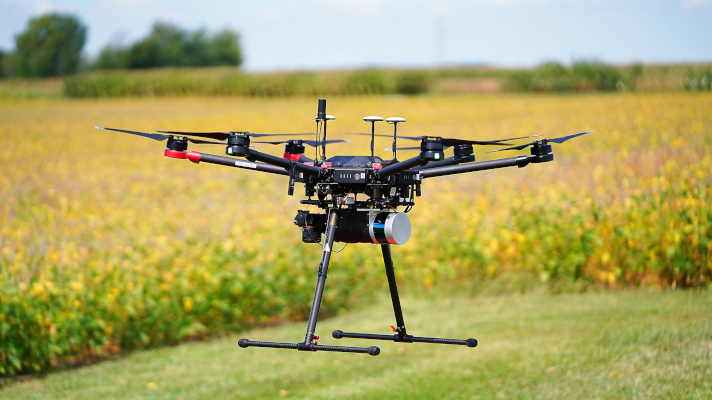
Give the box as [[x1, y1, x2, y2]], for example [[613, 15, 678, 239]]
[[0, 93, 710, 376]]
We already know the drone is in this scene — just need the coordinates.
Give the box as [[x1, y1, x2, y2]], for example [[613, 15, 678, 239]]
[[95, 99, 591, 357]]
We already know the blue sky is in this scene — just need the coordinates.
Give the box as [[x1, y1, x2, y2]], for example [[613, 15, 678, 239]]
[[1, 0, 711, 71]]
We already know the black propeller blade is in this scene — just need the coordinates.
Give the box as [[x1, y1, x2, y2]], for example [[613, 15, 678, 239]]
[[488, 131, 593, 152], [95, 126, 168, 141], [349, 132, 541, 146], [95, 127, 225, 145], [384, 146, 451, 151], [155, 130, 314, 141], [253, 139, 352, 147]]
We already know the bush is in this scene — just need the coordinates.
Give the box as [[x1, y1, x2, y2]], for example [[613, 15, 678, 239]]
[[395, 72, 429, 95], [504, 60, 628, 92], [95, 46, 129, 70], [345, 70, 388, 95], [684, 69, 712, 90], [571, 60, 624, 91]]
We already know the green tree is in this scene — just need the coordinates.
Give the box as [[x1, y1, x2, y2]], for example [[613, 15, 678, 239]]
[[128, 23, 184, 68], [95, 46, 129, 69], [121, 22, 243, 70], [0, 50, 5, 78], [14, 13, 87, 77], [207, 29, 243, 66]]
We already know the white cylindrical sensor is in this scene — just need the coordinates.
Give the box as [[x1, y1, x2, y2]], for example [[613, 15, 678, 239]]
[[368, 212, 411, 245]]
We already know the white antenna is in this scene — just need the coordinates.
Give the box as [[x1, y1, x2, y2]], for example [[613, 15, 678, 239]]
[[363, 116, 384, 164], [386, 117, 406, 161]]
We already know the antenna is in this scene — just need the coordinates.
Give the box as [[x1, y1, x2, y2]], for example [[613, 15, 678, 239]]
[[314, 99, 335, 163], [363, 116, 384, 165], [386, 117, 406, 161], [317, 99, 326, 119], [315, 99, 326, 163]]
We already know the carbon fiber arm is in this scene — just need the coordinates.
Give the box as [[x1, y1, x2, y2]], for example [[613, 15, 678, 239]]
[[246, 149, 322, 177], [421, 156, 532, 179], [198, 153, 290, 176], [378, 155, 425, 178]]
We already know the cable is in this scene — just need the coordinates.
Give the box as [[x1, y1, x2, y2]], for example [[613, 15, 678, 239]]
[[306, 227, 322, 245], [322, 119, 328, 163], [404, 187, 415, 213], [314, 120, 321, 162]]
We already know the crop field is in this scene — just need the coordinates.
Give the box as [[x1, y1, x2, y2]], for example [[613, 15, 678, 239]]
[[1, 92, 711, 377]]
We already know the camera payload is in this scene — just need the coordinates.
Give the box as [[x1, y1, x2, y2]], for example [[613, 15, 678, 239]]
[[295, 209, 411, 245]]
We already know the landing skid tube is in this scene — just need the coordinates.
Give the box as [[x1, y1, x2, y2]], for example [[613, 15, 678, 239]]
[[332, 244, 477, 349], [239, 215, 477, 356], [331, 331, 478, 347], [237, 339, 380, 355]]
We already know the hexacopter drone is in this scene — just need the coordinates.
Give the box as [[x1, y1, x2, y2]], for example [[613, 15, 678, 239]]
[[95, 99, 591, 357]]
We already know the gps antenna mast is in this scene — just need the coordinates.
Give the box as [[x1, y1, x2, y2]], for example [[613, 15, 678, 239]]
[[363, 116, 384, 165], [386, 117, 406, 162]]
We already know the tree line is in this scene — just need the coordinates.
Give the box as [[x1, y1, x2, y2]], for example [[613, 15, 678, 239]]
[[0, 13, 243, 78]]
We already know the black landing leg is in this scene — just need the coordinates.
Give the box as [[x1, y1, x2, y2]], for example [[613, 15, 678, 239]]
[[239, 212, 380, 356], [332, 244, 478, 349]]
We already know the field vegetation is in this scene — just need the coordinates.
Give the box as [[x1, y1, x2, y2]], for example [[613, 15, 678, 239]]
[[1, 63, 711, 99], [1, 291, 710, 399], [61, 63, 712, 98], [0, 93, 710, 377]]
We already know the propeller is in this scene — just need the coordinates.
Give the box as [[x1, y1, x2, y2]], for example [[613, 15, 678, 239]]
[[384, 146, 451, 151], [155, 130, 314, 141], [254, 139, 352, 147], [488, 131, 593, 152], [95, 127, 264, 147], [349, 132, 541, 147], [95, 127, 225, 145]]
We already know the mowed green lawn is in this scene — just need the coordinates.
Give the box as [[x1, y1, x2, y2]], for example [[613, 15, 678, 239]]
[[1, 290, 710, 399]]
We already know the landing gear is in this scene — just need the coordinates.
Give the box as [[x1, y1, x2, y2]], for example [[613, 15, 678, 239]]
[[239, 212, 477, 356], [331, 244, 477, 349]]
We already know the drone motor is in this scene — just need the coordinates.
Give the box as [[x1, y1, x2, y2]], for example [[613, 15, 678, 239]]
[[226, 134, 251, 157]]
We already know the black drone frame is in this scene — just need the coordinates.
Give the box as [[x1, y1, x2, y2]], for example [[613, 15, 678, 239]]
[[96, 99, 590, 356]]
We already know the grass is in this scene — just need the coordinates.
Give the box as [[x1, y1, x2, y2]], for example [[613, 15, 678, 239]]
[[1, 289, 710, 399]]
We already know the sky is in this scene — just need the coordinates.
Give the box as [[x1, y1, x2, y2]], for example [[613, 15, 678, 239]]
[[1, 0, 711, 71]]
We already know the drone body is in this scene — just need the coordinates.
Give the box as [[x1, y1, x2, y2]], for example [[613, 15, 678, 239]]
[[96, 99, 591, 356]]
